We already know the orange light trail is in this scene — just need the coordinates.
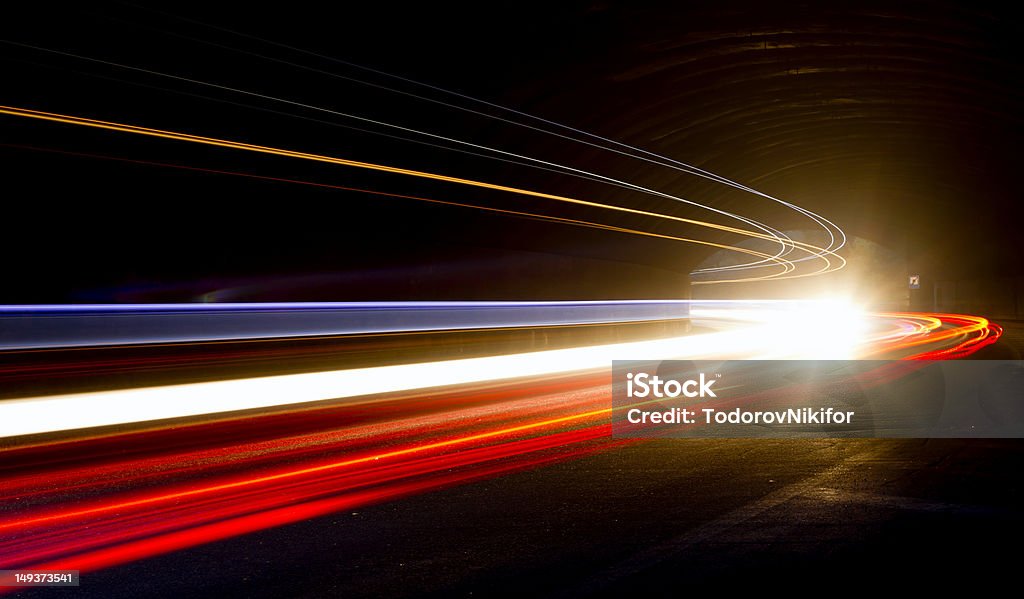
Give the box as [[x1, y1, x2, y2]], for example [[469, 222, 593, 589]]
[[0, 311, 1002, 584], [867, 313, 993, 356], [0, 142, 792, 277], [0, 372, 623, 578], [0, 105, 845, 282], [0, 405, 610, 533]]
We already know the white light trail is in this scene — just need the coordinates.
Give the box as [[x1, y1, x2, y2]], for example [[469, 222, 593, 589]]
[[0, 300, 874, 438]]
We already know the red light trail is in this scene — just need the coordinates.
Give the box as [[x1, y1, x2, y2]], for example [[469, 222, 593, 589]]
[[0, 311, 1002, 589]]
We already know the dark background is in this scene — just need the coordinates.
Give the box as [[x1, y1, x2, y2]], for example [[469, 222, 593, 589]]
[[4, 6, 1024, 597], [2, 1, 1022, 303]]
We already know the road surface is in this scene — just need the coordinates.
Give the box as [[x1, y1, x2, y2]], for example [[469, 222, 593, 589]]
[[11, 321, 1020, 597]]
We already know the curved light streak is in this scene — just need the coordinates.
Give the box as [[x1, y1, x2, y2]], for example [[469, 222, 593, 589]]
[[1, 39, 847, 279], [0, 39, 801, 274], [0, 105, 845, 282], [0, 305, 1001, 580], [111, 14, 846, 272], [0, 142, 801, 285]]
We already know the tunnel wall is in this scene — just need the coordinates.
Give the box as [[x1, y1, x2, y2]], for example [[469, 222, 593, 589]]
[[934, 277, 1024, 321]]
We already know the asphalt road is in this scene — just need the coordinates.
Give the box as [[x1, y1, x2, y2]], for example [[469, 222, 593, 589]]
[[48, 438, 1022, 598], [14, 322, 1024, 598]]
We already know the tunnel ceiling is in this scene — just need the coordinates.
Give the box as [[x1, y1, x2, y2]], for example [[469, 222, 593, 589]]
[[2, 1, 1022, 301], [322, 0, 1021, 278], [512, 2, 1023, 278]]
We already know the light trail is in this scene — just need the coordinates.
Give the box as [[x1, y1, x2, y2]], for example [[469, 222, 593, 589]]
[[0, 426, 622, 577], [0, 407, 609, 534], [1, 37, 795, 273], [0, 370, 625, 579], [0, 302, 999, 439], [112, 10, 846, 274], [2, 38, 841, 277], [0, 300, 695, 350], [863, 313, 994, 356], [0, 322, 782, 438], [0, 376, 609, 500], [0, 10, 1007, 589], [0, 141, 799, 285], [0, 105, 846, 282], [911, 321, 1002, 359], [0, 304, 1002, 584]]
